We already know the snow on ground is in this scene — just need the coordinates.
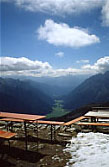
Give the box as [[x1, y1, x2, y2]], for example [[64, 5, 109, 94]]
[[65, 132, 109, 167]]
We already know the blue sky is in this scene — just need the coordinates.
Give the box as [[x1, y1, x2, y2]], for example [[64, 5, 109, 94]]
[[0, 0, 109, 77]]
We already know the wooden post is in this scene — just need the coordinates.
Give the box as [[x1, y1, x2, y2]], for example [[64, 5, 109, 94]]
[[36, 121, 38, 151], [91, 117, 96, 122], [54, 125, 56, 140], [6, 122, 9, 131], [8, 139, 11, 151], [92, 125, 96, 132], [10, 122, 13, 132], [51, 125, 53, 141], [24, 121, 28, 150]]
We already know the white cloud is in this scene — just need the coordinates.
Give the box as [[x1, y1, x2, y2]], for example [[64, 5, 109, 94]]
[[55, 52, 64, 58], [37, 19, 100, 48], [83, 57, 109, 73], [101, 0, 109, 26], [76, 59, 90, 64], [0, 56, 109, 77], [1, 0, 109, 27], [0, 57, 53, 77], [1, 0, 103, 14]]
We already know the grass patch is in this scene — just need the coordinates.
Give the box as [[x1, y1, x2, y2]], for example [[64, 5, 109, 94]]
[[46, 100, 70, 119]]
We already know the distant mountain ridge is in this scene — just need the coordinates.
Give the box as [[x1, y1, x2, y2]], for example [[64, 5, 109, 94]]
[[64, 71, 109, 110], [0, 78, 53, 115], [6, 75, 89, 97]]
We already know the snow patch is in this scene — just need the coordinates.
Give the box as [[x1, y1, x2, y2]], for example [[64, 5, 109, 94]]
[[65, 132, 109, 167]]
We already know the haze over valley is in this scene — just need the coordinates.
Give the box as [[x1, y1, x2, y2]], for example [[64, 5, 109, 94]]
[[0, 71, 109, 119]]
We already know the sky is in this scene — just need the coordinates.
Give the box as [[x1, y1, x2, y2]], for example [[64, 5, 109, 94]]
[[0, 0, 109, 77]]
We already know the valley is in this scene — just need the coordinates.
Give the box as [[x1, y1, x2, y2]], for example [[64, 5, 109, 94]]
[[0, 71, 109, 120]]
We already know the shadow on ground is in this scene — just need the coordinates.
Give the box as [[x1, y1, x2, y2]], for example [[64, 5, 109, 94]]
[[16, 135, 67, 146], [0, 145, 46, 165]]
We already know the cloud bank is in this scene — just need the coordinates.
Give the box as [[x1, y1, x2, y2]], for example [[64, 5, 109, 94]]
[[1, 0, 103, 14], [0, 57, 52, 76], [83, 56, 109, 73], [101, 0, 109, 26], [1, 0, 109, 27], [0, 56, 109, 77], [37, 19, 100, 48]]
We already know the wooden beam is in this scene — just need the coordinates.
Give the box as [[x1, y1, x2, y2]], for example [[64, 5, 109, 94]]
[[64, 116, 85, 126]]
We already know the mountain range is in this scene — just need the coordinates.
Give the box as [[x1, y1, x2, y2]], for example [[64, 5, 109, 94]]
[[64, 71, 109, 110], [0, 78, 53, 115], [6, 75, 89, 97]]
